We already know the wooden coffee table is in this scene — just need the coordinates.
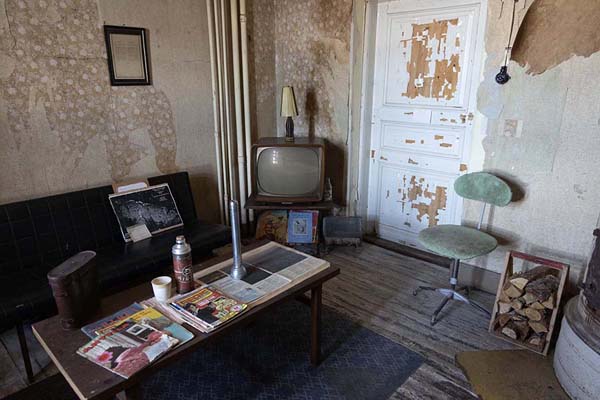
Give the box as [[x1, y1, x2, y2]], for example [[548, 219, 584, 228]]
[[32, 242, 340, 400]]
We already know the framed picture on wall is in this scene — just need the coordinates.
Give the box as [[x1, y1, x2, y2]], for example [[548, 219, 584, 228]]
[[104, 25, 151, 86]]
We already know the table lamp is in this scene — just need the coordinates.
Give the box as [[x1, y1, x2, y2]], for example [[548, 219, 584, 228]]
[[281, 86, 298, 142]]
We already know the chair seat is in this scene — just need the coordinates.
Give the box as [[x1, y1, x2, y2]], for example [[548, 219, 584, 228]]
[[418, 225, 497, 260]]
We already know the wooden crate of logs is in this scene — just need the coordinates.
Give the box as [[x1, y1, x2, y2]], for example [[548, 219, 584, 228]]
[[489, 251, 569, 355]]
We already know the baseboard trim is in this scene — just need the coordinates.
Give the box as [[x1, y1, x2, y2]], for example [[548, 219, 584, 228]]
[[363, 235, 500, 294]]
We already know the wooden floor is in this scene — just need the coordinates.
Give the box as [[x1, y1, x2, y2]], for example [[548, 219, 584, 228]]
[[0, 243, 514, 399]]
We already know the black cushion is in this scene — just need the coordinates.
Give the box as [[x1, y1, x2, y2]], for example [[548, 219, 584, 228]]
[[0, 172, 231, 331]]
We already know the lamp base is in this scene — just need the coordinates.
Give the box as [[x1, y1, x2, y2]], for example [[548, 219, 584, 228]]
[[285, 116, 294, 142]]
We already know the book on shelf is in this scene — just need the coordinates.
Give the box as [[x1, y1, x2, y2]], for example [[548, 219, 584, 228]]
[[81, 303, 144, 339], [169, 286, 247, 333], [287, 210, 318, 243], [77, 308, 179, 379]]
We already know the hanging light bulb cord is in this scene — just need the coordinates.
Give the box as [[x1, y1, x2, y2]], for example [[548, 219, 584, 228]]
[[503, 0, 519, 67]]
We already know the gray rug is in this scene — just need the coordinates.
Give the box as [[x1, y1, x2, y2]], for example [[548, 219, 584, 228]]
[[142, 299, 423, 399]]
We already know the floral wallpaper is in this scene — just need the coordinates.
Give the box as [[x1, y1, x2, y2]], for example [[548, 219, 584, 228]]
[[0, 0, 177, 181]]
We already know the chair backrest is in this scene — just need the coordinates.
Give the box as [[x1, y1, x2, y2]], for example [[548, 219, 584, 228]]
[[454, 172, 512, 206]]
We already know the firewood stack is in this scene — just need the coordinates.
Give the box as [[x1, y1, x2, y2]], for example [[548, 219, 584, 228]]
[[492, 266, 560, 350]]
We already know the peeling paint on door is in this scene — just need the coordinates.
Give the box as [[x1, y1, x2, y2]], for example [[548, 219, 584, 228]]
[[398, 175, 448, 227], [402, 18, 461, 100], [369, 3, 481, 246]]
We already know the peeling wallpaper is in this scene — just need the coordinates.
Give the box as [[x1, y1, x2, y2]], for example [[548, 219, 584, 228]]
[[466, 0, 600, 278], [249, 0, 352, 203], [0, 0, 219, 221], [512, 0, 600, 75]]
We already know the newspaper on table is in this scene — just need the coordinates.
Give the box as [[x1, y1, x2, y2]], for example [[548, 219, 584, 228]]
[[194, 242, 330, 304]]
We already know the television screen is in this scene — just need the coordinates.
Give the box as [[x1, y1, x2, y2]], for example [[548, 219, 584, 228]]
[[256, 147, 322, 198]]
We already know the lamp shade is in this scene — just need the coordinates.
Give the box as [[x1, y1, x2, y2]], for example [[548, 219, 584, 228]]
[[280, 86, 298, 117]]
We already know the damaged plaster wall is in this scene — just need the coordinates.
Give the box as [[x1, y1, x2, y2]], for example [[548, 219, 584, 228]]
[[0, 0, 219, 222], [248, 0, 352, 203], [464, 0, 600, 279]]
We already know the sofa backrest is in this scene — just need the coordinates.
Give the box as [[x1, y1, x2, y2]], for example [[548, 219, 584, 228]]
[[0, 172, 197, 276]]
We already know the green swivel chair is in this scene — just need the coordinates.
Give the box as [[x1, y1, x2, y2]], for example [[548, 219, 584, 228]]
[[414, 172, 512, 325]]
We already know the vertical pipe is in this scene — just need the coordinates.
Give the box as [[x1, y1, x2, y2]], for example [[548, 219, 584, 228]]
[[477, 203, 487, 230], [214, 0, 230, 224], [206, 0, 225, 224], [239, 0, 254, 223], [220, 0, 238, 202], [230, 0, 248, 225], [229, 200, 247, 279]]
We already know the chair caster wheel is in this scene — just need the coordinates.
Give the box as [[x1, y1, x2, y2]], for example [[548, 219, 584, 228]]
[[412, 289, 418, 296]]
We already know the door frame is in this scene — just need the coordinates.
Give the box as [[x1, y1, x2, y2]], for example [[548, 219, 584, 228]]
[[346, 0, 489, 235]]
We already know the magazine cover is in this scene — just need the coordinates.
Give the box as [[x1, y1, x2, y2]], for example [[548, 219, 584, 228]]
[[287, 211, 315, 243], [171, 287, 247, 329], [255, 210, 288, 243], [81, 303, 144, 339], [97, 307, 194, 346], [77, 319, 179, 378]]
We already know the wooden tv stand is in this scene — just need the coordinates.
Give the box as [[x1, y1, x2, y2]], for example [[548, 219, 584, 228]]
[[245, 193, 338, 211]]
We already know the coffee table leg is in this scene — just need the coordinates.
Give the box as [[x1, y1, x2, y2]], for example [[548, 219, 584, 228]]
[[116, 383, 142, 400], [310, 284, 322, 366]]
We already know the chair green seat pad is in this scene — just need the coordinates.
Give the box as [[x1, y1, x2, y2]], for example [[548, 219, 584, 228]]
[[418, 225, 498, 260]]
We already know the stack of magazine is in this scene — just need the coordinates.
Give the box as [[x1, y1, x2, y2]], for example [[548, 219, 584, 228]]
[[162, 286, 247, 334], [77, 304, 194, 378]]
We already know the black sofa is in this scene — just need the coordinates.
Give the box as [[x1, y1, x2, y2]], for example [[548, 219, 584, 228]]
[[0, 172, 230, 380]]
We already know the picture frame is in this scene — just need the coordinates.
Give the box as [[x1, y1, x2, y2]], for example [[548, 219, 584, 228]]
[[104, 25, 151, 86], [108, 183, 183, 242]]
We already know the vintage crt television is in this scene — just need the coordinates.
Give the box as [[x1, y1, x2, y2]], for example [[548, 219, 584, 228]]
[[251, 137, 325, 203]]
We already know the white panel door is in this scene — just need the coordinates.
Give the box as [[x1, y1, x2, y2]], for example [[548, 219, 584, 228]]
[[367, 0, 484, 247]]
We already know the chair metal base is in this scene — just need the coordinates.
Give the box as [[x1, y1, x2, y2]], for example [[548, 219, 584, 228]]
[[413, 259, 491, 325]]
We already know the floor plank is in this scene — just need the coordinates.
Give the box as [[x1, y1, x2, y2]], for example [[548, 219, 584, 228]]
[[0, 243, 513, 399], [0, 325, 58, 397], [321, 243, 515, 399]]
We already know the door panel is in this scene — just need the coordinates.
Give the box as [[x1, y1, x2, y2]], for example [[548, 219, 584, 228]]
[[367, 0, 483, 247], [380, 122, 464, 158], [378, 164, 458, 242]]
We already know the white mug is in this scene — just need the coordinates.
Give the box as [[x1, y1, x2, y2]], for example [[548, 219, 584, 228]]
[[151, 276, 172, 303]]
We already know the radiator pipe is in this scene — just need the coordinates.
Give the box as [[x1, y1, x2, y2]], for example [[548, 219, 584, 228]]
[[230, 0, 248, 224], [239, 0, 254, 223], [219, 0, 238, 203], [206, 0, 225, 224], [213, 0, 230, 224]]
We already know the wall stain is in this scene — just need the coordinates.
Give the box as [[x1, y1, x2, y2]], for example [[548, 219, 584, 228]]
[[0, 0, 177, 181], [402, 18, 461, 100]]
